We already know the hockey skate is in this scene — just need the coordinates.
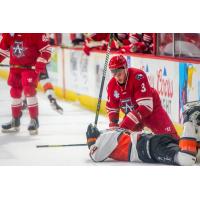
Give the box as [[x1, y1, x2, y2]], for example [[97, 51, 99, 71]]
[[28, 118, 39, 135], [183, 101, 200, 126], [2, 117, 20, 133], [48, 95, 63, 114]]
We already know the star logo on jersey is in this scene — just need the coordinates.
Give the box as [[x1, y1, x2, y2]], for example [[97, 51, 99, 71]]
[[113, 90, 120, 98], [120, 98, 135, 114], [12, 41, 26, 58]]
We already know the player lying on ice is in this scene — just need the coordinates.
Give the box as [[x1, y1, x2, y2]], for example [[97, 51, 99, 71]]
[[86, 101, 200, 165]]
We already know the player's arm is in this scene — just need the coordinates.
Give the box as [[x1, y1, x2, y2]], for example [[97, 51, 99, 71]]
[[106, 83, 120, 128], [35, 33, 52, 74], [120, 71, 153, 130], [86, 124, 121, 162], [0, 34, 10, 63]]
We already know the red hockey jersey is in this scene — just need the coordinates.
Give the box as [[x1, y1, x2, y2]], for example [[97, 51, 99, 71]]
[[0, 33, 51, 67], [106, 67, 178, 136]]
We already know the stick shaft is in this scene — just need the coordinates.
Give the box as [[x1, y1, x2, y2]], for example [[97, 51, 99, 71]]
[[36, 143, 87, 148], [94, 33, 113, 126], [0, 64, 9, 67]]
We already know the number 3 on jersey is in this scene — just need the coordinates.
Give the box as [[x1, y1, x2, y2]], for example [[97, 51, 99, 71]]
[[141, 83, 146, 92]]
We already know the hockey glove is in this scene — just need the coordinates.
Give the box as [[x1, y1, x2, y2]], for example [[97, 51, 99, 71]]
[[120, 111, 141, 131], [86, 124, 101, 149], [35, 61, 47, 75], [183, 102, 200, 126]]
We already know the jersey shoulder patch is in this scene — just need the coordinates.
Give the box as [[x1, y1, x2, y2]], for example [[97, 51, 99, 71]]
[[135, 73, 144, 80]]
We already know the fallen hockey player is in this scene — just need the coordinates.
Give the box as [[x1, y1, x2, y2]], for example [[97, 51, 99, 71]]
[[86, 102, 200, 165]]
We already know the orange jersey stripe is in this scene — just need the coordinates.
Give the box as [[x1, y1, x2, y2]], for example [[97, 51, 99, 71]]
[[109, 133, 132, 161]]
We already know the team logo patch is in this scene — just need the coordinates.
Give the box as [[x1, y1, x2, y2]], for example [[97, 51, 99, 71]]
[[114, 90, 120, 98], [135, 74, 143, 80], [12, 41, 25, 58], [120, 98, 134, 114]]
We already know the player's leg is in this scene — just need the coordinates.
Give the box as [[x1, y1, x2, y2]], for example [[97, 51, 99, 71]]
[[151, 134, 196, 165], [39, 70, 63, 114], [2, 68, 22, 133], [179, 101, 200, 156], [22, 69, 39, 135], [144, 106, 179, 139]]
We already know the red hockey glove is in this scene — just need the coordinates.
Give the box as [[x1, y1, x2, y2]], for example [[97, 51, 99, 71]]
[[35, 61, 46, 75], [119, 111, 141, 131]]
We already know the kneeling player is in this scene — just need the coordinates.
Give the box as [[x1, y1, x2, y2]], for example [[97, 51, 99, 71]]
[[86, 102, 200, 165]]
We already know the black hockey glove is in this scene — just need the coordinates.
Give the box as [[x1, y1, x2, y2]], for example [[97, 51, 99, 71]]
[[183, 104, 200, 126], [86, 124, 101, 149]]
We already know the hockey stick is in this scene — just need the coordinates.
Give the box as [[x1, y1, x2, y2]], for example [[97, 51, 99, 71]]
[[0, 64, 9, 67], [36, 143, 87, 148], [94, 33, 113, 126]]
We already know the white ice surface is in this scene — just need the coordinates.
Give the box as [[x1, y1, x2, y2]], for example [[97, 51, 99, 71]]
[[0, 78, 199, 166]]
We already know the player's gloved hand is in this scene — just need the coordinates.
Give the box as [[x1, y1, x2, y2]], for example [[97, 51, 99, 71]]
[[120, 117, 135, 131], [119, 111, 140, 131], [86, 124, 101, 149], [183, 102, 200, 126], [35, 62, 46, 75]]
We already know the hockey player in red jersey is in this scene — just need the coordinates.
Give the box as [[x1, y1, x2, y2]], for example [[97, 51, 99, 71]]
[[86, 103, 199, 165], [0, 33, 51, 135], [106, 55, 179, 139]]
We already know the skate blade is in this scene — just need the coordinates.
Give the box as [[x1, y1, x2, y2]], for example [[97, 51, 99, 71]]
[[1, 127, 20, 133], [51, 105, 63, 115], [57, 109, 64, 115], [29, 129, 38, 135]]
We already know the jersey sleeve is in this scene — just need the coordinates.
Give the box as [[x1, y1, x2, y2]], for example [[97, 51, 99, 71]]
[[89, 129, 121, 162], [35, 33, 52, 66], [0, 34, 10, 63], [106, 81, 120, 124]]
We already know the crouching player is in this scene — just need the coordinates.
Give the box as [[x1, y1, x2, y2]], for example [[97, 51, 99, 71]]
[[86, 103, 200, 165]]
